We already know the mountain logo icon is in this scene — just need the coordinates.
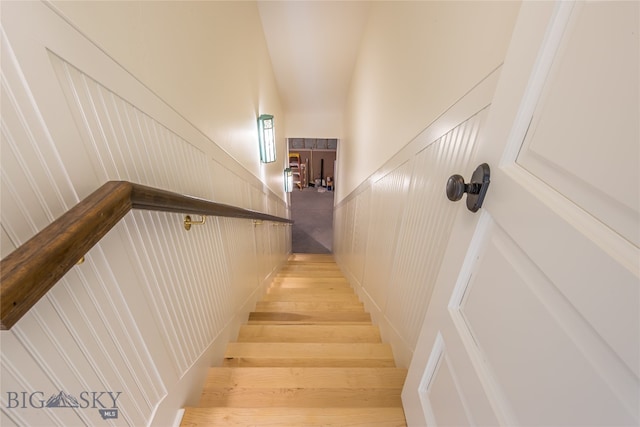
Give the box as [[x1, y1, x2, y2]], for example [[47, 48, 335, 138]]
[[45, 391, 80, 408]]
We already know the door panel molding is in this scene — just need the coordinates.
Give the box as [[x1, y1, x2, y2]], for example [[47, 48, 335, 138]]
[[448, 213, 516, 426], [419, 332, 474, 427]]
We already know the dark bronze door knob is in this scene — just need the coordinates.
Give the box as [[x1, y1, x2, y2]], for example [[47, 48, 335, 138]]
[[446, 163, 490, 212]]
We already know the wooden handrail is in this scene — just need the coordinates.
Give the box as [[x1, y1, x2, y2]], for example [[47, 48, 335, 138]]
[[0, 181, 292, 330]]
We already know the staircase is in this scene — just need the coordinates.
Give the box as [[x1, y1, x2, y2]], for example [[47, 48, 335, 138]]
[[180, 254, 408, 426]]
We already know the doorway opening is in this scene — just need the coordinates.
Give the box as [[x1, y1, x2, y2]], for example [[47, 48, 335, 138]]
[[288, 138, 337, 253]]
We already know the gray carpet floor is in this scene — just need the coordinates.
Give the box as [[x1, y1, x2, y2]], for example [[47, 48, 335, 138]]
[[290, 187, 334, 254]]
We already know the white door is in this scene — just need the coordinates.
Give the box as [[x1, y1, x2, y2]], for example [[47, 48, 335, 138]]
[[402, 1, 639, 426]]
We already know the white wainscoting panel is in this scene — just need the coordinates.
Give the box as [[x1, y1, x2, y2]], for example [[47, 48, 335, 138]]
[[0, 30, 78, 247], [334, 187, 371, 288], [334, 103, 489, 367], [385, 111, 486, 353], [52, 54, 215, 200], [361, 161, 412, 312]]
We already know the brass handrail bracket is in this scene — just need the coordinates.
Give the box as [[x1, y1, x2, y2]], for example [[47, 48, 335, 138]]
[[184, 215, 206, 231]]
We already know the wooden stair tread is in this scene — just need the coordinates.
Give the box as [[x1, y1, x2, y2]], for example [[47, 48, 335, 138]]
[[276, 273, 347, 279], [279, 267, 343, 274], [272, 278, 350, 284], [248, 311, 371, 323], [225, 342, 394, 357], [267, 287, 355, 295], [237, 324, 382, 343], [181, 407, 407, 426], [255, 301, 364, 312], [288, 254, 336, 262], [203, 367, 407, 388], [199, 367, 406, 407], [223, 343, 396, 367], [262, 293, 360, 303], [273, 276, 348, 282], [280, 261, 341, 267], [270, 281, 350, 289], [198, 388, 402, 407], [277, 269, 345, 277]]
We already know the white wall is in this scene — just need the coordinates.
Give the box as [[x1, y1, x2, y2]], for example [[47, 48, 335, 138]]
[[256, 0, 370, 141], [337, 1, 521, 203], [285, 111, 344, 140], [51, 0, 288, 200], [0, 2, 289, 426], [334, 1, 520, 368]]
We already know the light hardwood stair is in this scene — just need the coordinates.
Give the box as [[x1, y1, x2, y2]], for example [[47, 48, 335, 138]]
[[181, 254, 407, 426]]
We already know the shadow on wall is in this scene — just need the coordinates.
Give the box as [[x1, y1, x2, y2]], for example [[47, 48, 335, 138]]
[[290, 187, 334, 254]]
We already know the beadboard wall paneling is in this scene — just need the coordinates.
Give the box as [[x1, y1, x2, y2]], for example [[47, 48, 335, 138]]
[[385, 110, 486, 355], [210, 161, 247, 209], [333, 200, 348, 270], [251, 186, 266, 213], [53, 56, 214, 200], [333, 197, 355, 279], [361, 161, 412, 312], [334, 73, 496, 368], [1, 331, 86, 426], [1, 3, 290, 426], [335, 187, 371, 287], [0, 33, 78, 247], [353, 190, 372, 284], [0, 226, 16, 259]]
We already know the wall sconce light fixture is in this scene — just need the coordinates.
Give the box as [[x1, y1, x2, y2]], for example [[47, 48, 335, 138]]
[[258, 114, 276, 163], [284, 167, 293, 193]]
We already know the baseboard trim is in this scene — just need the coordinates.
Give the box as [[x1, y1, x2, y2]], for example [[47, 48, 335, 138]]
[[149, 260, 283, 426], [336, 256, 414, 369]]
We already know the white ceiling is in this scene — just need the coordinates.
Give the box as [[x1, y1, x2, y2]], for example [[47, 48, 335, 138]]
[[257, 1, 371, 119]]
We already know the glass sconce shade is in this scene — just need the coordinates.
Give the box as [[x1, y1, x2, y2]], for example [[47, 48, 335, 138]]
[[258, 114, 276, 163], [284, 167, 293, 192]]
